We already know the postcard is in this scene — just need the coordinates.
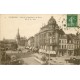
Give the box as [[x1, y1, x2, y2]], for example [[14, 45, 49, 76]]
[[0, 14, 80, 65]]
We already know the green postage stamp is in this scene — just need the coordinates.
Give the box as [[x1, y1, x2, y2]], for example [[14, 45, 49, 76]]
[[67, 14, 78, 27]]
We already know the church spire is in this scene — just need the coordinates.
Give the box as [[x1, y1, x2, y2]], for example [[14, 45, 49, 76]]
[[17, 28, 20, 40]]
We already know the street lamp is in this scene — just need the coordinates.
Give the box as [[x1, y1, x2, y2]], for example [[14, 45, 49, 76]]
[[48, 37, 51, 65]]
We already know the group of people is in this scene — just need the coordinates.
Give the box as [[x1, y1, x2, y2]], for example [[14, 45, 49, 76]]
[[0, 50, 11, 64]]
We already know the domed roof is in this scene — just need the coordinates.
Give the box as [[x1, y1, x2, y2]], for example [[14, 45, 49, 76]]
[[48, 16, 56, 25]]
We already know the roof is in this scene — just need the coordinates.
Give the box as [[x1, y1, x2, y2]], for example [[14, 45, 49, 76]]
[[39, 16, 59, 33], [58, 29, 65, 35], [48, 16, 56, 25], [3, 39, 16, 43], [28, 36, 34, 41], [59, 35, 67, 39], [20, 37, 27, 40], [67, 34, 79, 40], [66, 34, 80, 43]]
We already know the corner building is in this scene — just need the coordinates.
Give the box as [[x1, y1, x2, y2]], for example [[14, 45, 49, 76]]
[[34, 16, 65, 56]]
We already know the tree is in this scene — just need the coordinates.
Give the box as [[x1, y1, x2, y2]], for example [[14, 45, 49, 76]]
[[11, 42, 18, 50], [41, 56, 46, 61]]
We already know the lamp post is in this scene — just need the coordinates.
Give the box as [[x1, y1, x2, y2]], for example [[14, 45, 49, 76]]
[[48, 37, 50, 65]]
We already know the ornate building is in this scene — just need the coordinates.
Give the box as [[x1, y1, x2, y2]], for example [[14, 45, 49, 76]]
[[34, 16, 65, 56], [27, 36, 34, 49], [34, 16, 80, 56]]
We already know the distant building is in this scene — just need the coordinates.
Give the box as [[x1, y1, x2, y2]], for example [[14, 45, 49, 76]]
[[25, 40, 28, 47], [27, 36, 34, 49], [59, 35, 67, 56], [34, 33, 40, 48], [16, 28, 27, 47], [0, 39, 17, 50], [67, 34, 80, 56]]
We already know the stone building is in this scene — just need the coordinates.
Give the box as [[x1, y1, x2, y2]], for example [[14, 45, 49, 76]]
[[34, 16, 80, 56], [59, 34, 67, 56], [34, 33, 40, 48], [27, 36, 34, 49], [59, 33, 80, 56], [34, 16, 65, 56], [67, 34, 80, 56], [2, 39, 17, 50]]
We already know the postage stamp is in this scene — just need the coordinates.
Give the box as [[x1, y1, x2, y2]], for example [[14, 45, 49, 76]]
[[67, 14, 78, 27]]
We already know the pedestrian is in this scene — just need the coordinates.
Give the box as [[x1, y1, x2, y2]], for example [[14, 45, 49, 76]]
[[1, 51, 6, 64], [5, 54, 11, 64]]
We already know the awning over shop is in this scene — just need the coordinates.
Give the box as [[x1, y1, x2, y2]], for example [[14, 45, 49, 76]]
[[46, 51, 56, 54], [39, 49, 56, 54]]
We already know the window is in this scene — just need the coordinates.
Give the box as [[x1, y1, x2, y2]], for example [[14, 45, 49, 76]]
[[59, 40, 61, 43], [62, 45, 66, 49], [71, 45, 73, 49], [63, 45, 65, 49], [62, 45, 63, 49], [78, 45, 80, 48], [68, 45, 71, 49], [65, 40, 67, 43], [65, 45, 66, 49], [48, 32, 52, 36], [77, 41, 79, 44], [61, 39, 66, 44], [75, 45, 77, 49], [76, 41, 77, 44], [50, 38, 52, 44], [67, 45, 69, 49], [62, 40, 63, 43]]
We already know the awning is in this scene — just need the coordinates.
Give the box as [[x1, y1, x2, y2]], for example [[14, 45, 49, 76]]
[[46, 51, 56, 54], [39, 49, 56, 54]]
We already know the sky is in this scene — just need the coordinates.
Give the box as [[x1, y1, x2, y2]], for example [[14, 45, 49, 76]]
[[0, 14, 80, 40]]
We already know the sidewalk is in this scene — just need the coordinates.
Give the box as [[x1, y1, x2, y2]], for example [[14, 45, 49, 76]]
[[33, 53, 44, 64], [33, 53, 42, 59], [49, 56, 73, 65], [34, 57, 44, 64], [33, 53, 75, 65]]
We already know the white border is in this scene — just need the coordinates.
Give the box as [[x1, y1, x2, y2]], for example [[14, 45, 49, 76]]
[[0, 0, 80, 14], [0, 0, 80, 80]]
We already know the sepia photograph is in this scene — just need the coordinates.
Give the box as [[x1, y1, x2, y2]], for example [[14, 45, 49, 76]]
[[0, 14, 80, 65]]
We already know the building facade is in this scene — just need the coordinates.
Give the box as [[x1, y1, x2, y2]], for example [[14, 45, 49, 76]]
[[16, 28, 27, 47], [34, 16, 65, 56], [59, 35, 67, 56], [34, 16, 80, 56], [27, 36, 34, 49]]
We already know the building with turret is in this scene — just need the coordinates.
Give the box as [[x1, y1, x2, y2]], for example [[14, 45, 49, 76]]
[[34, 16, 65, 56]]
